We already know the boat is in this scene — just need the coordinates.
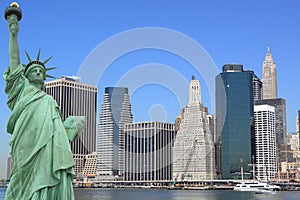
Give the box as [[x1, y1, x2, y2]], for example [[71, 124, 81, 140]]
[[233, 158, 280, 193], [233, 181, 280, 192], [183, 186, 210, 190]]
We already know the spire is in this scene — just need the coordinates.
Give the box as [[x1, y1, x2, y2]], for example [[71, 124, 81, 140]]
[[262, 46, 277, 99], [265, 46, 273, 61], [189, 76, 201, 104]]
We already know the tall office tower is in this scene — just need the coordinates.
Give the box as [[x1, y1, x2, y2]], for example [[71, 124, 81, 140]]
[[124, 122, 175, 181], [45, 76, 97, 175], [254, 105, 277, 180], [6, 153, 12, 180], [97, 87, 133, 180], [255, 98, 287, 164], [251, 72, 262, 101], [262, 47, 277, 99], [216, 64, 255, 179], [244, 70, 262, 101], [173, 76, 215, 181]]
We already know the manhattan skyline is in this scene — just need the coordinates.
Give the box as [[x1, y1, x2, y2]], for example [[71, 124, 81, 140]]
[[0, 1, 300, 179]]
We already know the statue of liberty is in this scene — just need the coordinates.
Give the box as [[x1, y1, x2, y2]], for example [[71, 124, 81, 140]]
[[4, 3, 85, 199]]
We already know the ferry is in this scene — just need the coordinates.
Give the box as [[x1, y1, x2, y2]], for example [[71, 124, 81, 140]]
[[233, 181, 280, 192]]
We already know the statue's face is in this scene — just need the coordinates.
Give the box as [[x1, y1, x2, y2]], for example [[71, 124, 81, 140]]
[[26, 65, 46, 84]]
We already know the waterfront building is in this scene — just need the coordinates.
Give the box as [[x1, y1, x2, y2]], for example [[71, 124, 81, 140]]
[[173, 76, 215, 181], [97, 87, 133, 180], [255, 98, 287, 164], [45, 76, 97, 175], [254, 104, 277, 180], [262, 47, 277, 99], [215, 64, 255, 179], [124, 122, 175, 181]]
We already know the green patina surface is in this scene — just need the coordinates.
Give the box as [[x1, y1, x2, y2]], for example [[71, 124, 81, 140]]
[[4, 6, 86, 200]]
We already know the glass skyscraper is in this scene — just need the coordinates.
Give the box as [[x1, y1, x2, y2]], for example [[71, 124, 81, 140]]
[[216, 64, 255, 179], [97, 87, 133, 180]]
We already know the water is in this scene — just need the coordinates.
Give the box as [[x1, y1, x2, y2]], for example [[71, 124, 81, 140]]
[[1, 187, 300, 200]]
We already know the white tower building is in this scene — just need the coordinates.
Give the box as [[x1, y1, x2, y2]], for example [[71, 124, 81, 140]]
[[173, 76, 215, 180], [97, 87, 133, 180], [254, 104, 277, 180]]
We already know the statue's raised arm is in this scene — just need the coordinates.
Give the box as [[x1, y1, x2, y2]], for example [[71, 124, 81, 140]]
[[5, 2, 22, 72], [8, 14, 20, 71]]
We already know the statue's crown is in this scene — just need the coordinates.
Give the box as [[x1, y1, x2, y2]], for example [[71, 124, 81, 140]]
[[27, 60, 45, 69], [24, 49, 56, 79]]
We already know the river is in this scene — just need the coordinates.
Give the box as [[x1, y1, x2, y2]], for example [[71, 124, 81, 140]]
[[1, 187, 300, 200]]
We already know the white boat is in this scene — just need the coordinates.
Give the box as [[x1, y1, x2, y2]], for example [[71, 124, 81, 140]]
[[233, 181, 280, 192]]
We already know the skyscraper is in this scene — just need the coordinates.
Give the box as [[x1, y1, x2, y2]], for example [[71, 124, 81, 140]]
[[45, 76, 97, 175], [173, 76, 215, 180], [254, 104, 277, 180], [255, 98, 287, 164], [124, 122, 175, 181], [216, 64, 255, 179], [262, 47, 277, 99], [251, 71, 262, 101], [97, 87, 133, 180]]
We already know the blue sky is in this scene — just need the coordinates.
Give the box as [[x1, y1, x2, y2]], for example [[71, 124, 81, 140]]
[[0, 0, 299, 179]]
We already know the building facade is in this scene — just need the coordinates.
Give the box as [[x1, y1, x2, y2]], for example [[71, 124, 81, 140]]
[[286, 133, 300, 161], [6, 153, 12, 180], [255, 98, 287, 164], [97, 87, 133, 180], [124, 122, 175, 181], [45, 76, 97, 175], [254, 104, 277, 180], [251, 71, 262, 101], [262, 47, 277, 99], [216, 64, 255, 179], [173, 76, 215, 181], [82, 152, 98, 177]]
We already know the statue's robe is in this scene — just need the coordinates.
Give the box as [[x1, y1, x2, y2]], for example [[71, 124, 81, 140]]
[[4, 65, 74, 200]]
